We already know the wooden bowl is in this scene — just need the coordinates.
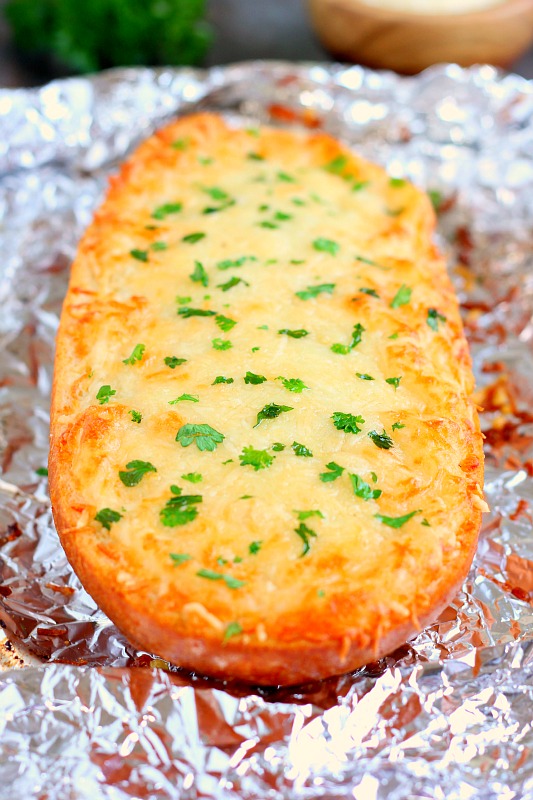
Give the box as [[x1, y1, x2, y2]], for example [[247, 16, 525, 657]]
[[307, 0, 533, 73]]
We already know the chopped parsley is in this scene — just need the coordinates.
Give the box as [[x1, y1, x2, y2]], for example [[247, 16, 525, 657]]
[[169, 394, 199, 404], [171, 137, 190, 150], [182, 232, 206, 244], [324, 155, 348, 174], [427, 308, 447, 331], [249, 540, 262, 555], [319, 462, 344, 482], [278, 328, 309, 339], [390, 284, 412, 308], [212, 337, 232, 351], [368, 430, 394, 449], [375, 510, 421, 528], [332, 412, 365, 434], [176, 423, 225, 452], [223, 621, 243, 642], [277, 171, 295, 182], [129, 410, 142, 423], [244, 371, 267, 385], [271, 442, 285, 451], [350, 473, 382, 501], [296, 510, 324, 521], [292, 441, 313, 457], [276, 376, 309, 393], [35, 467, 48, 477], [151, 241, 168, 251], [182, 472, 202, 484], [259, 221, 279, 229], [212, 376, 234, 384], [118, 460, 157, 487], [122, 343, 145, 365], [331, 323, 365, 355], [359, 287, 379, 298], [296, 283, 335, 300], [217, 276, 249, 292], [356, 373, 374, 381], [239, 446, 275, 471], [164, 356, 187, 368], [169, 553, 191, 566], [215, 314, 237, 332], [96, 385, 116, 404], [392, 421, 405, 431], [190, 260, 208, 287], [203, 186, 230, 201], [196, 569, 245, 589], [177, 296, 192, 305], [386, 377, 402, 389], [389, 177, 407, 187], [152, 202, 182, 220], [428, 190, 443, 212], [352, 180, 369, 192], [216, 255, 257, 270], [248, 151, 264, 161], [254, 403, 293, 428], [294, 522, 317, 557], [160, 486, 202, 527], [313, 238, 339, 256], [355, 255, 383, 268], [178, 307, 216, 318], [130, 248, 148, 262], [95, 508, 122, 530]]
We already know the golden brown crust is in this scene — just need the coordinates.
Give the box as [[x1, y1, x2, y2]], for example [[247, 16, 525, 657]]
[[49, 113, 485, 685]]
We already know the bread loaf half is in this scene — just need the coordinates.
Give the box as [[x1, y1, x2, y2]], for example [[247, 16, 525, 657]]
[[49, 113, 486, 684]]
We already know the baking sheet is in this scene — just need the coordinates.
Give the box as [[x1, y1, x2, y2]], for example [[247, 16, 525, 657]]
[[1, 61, 533, 799]]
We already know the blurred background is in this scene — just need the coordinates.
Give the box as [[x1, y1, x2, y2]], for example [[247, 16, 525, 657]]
[[0, 0, 532, 87]]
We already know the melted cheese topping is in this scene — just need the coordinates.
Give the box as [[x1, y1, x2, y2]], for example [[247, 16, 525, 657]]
[[50, 115, 484, 681]]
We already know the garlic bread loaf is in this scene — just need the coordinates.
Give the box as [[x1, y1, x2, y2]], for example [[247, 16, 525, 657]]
[[49, 113, 485, 685]]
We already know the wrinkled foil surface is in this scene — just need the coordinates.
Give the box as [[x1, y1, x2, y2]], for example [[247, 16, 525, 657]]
[[1, 62, 533, 799]]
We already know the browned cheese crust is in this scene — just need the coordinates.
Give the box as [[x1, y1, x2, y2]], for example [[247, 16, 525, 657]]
[[49, 113, 486, 685]]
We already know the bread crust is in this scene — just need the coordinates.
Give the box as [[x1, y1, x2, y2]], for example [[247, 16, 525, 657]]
[[49, 113, 485, 685]]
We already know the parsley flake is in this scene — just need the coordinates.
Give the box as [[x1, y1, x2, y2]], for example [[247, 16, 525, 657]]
[[122, 343, 145, 365], [190, 260, 208, 287], [172, 138, 190, 150], [176, 423, 225, 452], [332, 412, 365, 434], [375, 510, 421, 528], [319, 462, 344, 482], [427, 308, 447, 331], [277, 377, 309, 393], [278, 328, 309, 339], [160, 489, 202, 527], [239, 446, 275, 471], [164, 356, 187, 369], [249, 540, 262, 554], [331, 323, 365, 355], [223, 621, 243, 642], [217, 276, 250, 292], [296, 510, 324, 521], [324, 155, 348, 174], [215, 314, 237, 332], [96, 385, 116, 404], [129, 410, 142, 424], [212, 338, 232, 351], [169, 394, 199, 404], [368, 430, 394, 449], [359, 287, 379, 298], [392, 422, 405, 431], [35, 467, 48, 477], [254, 403, 293, 428], [178, 307, 216, 318], [356, 373, 374, 381], [296, 283, 335, 300], [292, 441, 313, 457], [313, 238, 339, 256], [95, 508, 122, 530], [130, 249, 148, 262], [386, 377, 402, 390], [389, 177, 407, 188], [151, 241, 168, 251], [169, 553, 191, 566], [271, 442, 285, 452], [216, 255, 257, 270], [212, 376, 234, 385], [390, 284, 412, 308], [294, 522, 317, 557], [182, 232, 206, 244], [244, 371, 267, 385], [119, 460, 157, 487], [277, 171, 295, 182], [196, 569, 245, 589], [152, 202, 182, 220], [350, 473, 382, 501]]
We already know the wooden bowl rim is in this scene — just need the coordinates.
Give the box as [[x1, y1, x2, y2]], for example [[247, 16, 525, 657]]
[[313, 0, 533, 25]]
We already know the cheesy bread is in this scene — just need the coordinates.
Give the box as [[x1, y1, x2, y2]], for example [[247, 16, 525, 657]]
[[49, 113, 486, 685]]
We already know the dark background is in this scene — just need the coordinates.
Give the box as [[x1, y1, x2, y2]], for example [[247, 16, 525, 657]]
[[0, 0, 532, 87]]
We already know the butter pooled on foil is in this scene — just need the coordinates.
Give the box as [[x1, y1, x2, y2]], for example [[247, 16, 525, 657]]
[[1, 62, 533, 799]]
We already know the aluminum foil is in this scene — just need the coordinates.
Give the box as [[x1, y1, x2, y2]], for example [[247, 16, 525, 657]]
[[1, 61, 533, 799]]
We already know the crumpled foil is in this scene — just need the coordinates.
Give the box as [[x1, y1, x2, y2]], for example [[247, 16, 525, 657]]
[[1, 61, 533, 799]]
